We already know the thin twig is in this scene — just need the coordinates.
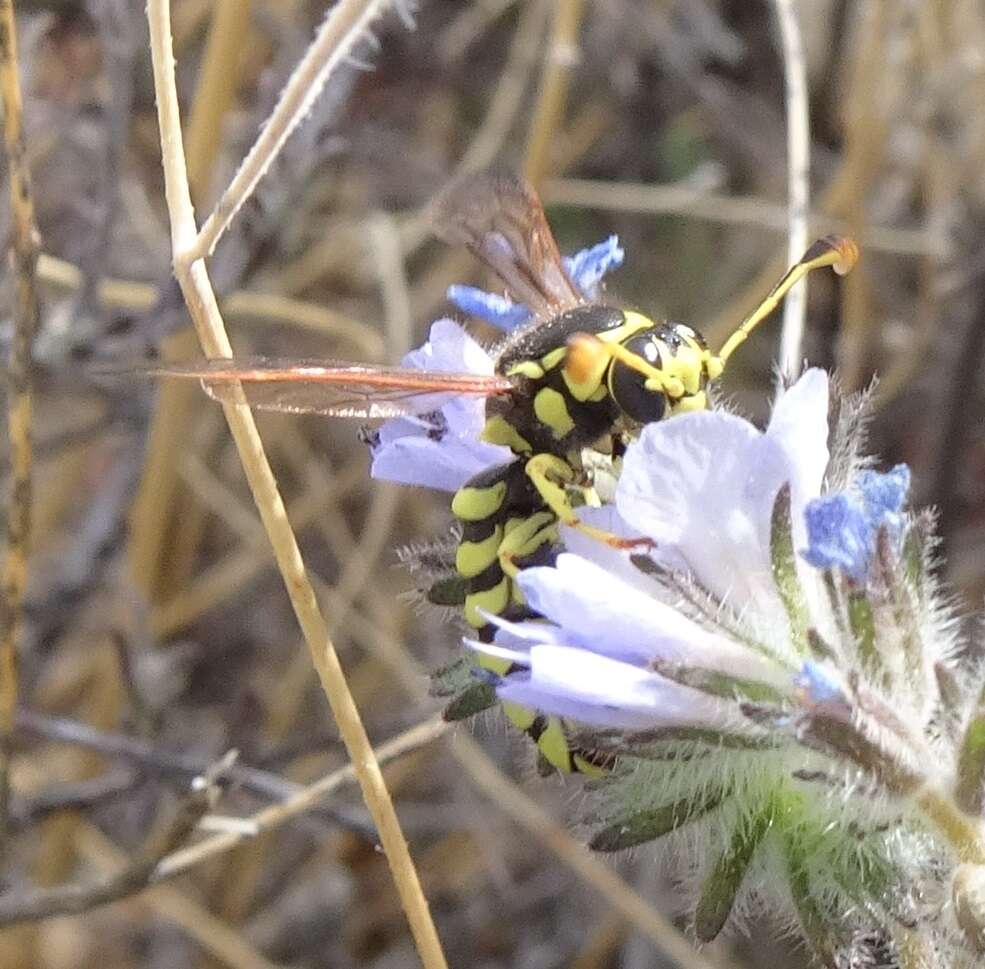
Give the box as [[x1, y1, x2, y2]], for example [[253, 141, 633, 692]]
[[0, 758, 228, 926], [543, 177, 939, 257], [145, 4, 447, 967], [192, 0, 411, 259], [772, 0, 811, 377], [0, 0, 41, 845], [154, 716, 450, 880]]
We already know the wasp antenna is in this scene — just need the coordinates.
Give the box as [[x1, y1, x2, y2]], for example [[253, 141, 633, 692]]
[[716, 235, 859, 365]]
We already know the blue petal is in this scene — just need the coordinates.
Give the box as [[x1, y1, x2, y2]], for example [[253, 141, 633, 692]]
[[563, 235, 624, 297], [446, 285, 531, 332], [800, 465, 912, 581], [794, 661, 846, 705], [801, 492, 871, 581], [857, 464, 910, 538]]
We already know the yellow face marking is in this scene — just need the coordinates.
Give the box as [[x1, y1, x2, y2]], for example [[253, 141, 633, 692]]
[[464, 576, 511, 627], [481, 415, 532, 453], [451, 480, 508, 521], [533, 387, 576, 437], [668, 340, 705, 395], [506, 359, 545, 380], [456, 525, 504, 578]]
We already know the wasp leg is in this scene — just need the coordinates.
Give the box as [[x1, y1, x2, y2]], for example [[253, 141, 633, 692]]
[[497, 511, 558, 580], [524, 453, 654, 551]]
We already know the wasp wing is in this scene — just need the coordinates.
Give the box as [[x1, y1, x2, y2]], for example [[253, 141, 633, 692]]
[[97, 357, 514, 419], [433, 172, 583, 321]]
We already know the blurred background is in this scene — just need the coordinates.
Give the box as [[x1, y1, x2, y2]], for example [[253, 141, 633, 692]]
[[0, 0, 982, 966]]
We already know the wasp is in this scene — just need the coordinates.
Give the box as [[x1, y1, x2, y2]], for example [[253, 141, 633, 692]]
[[119, 173, 857, 774]]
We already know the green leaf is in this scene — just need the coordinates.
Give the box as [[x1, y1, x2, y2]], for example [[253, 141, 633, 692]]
[[694, 803, 772, 942]]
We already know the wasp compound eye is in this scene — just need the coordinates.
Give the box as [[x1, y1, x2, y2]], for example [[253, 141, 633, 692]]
[[608, 333, 668, 424]]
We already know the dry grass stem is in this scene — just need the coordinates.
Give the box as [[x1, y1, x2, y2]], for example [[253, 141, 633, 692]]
[[0, 0, 41, 843], [154, 715, 450, 880], [146, 2, 447, 966], [0, 759, 228, 925], [772, 0, 812, 377], [523, 0, 585, 186], [193, 0, 411, 260], [543, 178, 938, 257]]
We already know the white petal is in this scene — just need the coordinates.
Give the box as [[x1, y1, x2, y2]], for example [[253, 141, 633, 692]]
[[370, 435, 508, 492], [497, 645, 726, 730], [401, 318, 494, 375], [517, 554, 786, 686], [616, 412, 792, 618], [767, 367, 829, 513]]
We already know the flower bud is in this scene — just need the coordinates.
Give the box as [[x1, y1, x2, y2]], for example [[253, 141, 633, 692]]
[[952, 863, 985, 954]]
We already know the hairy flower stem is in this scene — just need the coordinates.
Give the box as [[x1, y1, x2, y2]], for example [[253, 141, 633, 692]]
[[915, 788, 985, 865]]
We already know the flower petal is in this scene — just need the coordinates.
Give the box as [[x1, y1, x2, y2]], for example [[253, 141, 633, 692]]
[[516, 554, 787, 686], [370, 435, 510, 492], [371, 318, 512, 490], [446, 285, 532, 332], [616, 411, 794, 620], [563, 236, 624, 297], [497, 644, 726, 730]]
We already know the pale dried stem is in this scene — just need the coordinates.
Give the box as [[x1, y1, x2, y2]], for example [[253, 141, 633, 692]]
[[772, 0, 812, 378], [523, 0, 585, 186], [155, 716, 450, 879], [192, 0, 404, 259], [0, 0, 41, 844], [544, 178, 939, 257], [146, 3, 447, 967]]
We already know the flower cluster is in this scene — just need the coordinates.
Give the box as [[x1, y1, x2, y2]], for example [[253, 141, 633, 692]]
[[371, 252, 985, 967]]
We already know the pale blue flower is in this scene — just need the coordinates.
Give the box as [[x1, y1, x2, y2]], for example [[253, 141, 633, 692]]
[[563, 235, 624, 298], [801, 464, 911, 581], [446, 235, 624, 332], [368, 318, 511, 491]]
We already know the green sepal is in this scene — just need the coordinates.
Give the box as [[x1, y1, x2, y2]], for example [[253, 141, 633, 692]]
[[654, 661, 789, 706], [590, 788, 725, 852], [956, 683, 985, 815], [426, 574, 469, 607], [429, 656, 475, 698], [694, 802, 772, 942], [430, 657, 498, 721], [575, 724, 778, 762], [782, 824, 839, 968], [771, 483, 809, 653], [847, 590, 880, 676], [442, 682, 498, 721]]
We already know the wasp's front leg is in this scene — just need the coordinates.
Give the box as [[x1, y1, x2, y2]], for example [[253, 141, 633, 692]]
[[523, 453, 654, 552]]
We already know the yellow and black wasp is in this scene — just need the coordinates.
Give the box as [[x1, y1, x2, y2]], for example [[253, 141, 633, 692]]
[[120, 173, 857, 774]]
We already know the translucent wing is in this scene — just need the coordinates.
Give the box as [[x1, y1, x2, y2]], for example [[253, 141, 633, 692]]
[[433, 172, 583, 321], [97, 357, 515, 419]]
